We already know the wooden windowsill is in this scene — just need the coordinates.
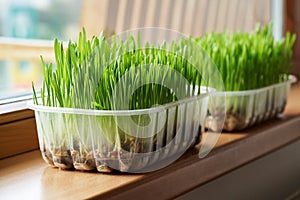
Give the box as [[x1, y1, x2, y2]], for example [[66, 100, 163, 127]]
[[0, 82, 299, 200]]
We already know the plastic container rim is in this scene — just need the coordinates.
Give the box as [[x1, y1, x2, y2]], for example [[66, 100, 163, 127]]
[[212, 75, 297, 97], [27, 86, 215, 116]]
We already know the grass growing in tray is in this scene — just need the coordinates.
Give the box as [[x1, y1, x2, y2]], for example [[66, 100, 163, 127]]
[[196, 23, 296, 91], [31, 29, 209, 166], [197, 23, 296, 131]]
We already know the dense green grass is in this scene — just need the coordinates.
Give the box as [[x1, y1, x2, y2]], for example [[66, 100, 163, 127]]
[[32, 30, 206, 110], [32, 24, 296, 109], [196, 23, 296, 91]]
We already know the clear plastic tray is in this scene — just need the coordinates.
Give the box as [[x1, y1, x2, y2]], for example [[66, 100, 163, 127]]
[[206, 75, 297, 132], [28, 86, 211, 173]]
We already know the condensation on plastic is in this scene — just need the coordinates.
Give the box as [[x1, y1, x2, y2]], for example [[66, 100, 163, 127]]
[[206, 75, 297, 132], [28, 86, 212, 173]]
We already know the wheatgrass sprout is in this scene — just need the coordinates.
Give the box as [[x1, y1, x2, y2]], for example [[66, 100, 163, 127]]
[[197, 23, 296, 91]]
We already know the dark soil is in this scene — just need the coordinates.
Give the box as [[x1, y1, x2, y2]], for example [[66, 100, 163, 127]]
[[41, 145, 54, 166], [71, 150, 96, 171], [52, 148, 73, 169]]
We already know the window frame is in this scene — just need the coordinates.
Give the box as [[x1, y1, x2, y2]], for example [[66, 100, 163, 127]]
[[0, 38, 54, 159]]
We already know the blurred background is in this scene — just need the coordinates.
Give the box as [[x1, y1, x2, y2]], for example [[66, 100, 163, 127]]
[[0, 0, 298, 103], [0, 0, 81, 101]]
